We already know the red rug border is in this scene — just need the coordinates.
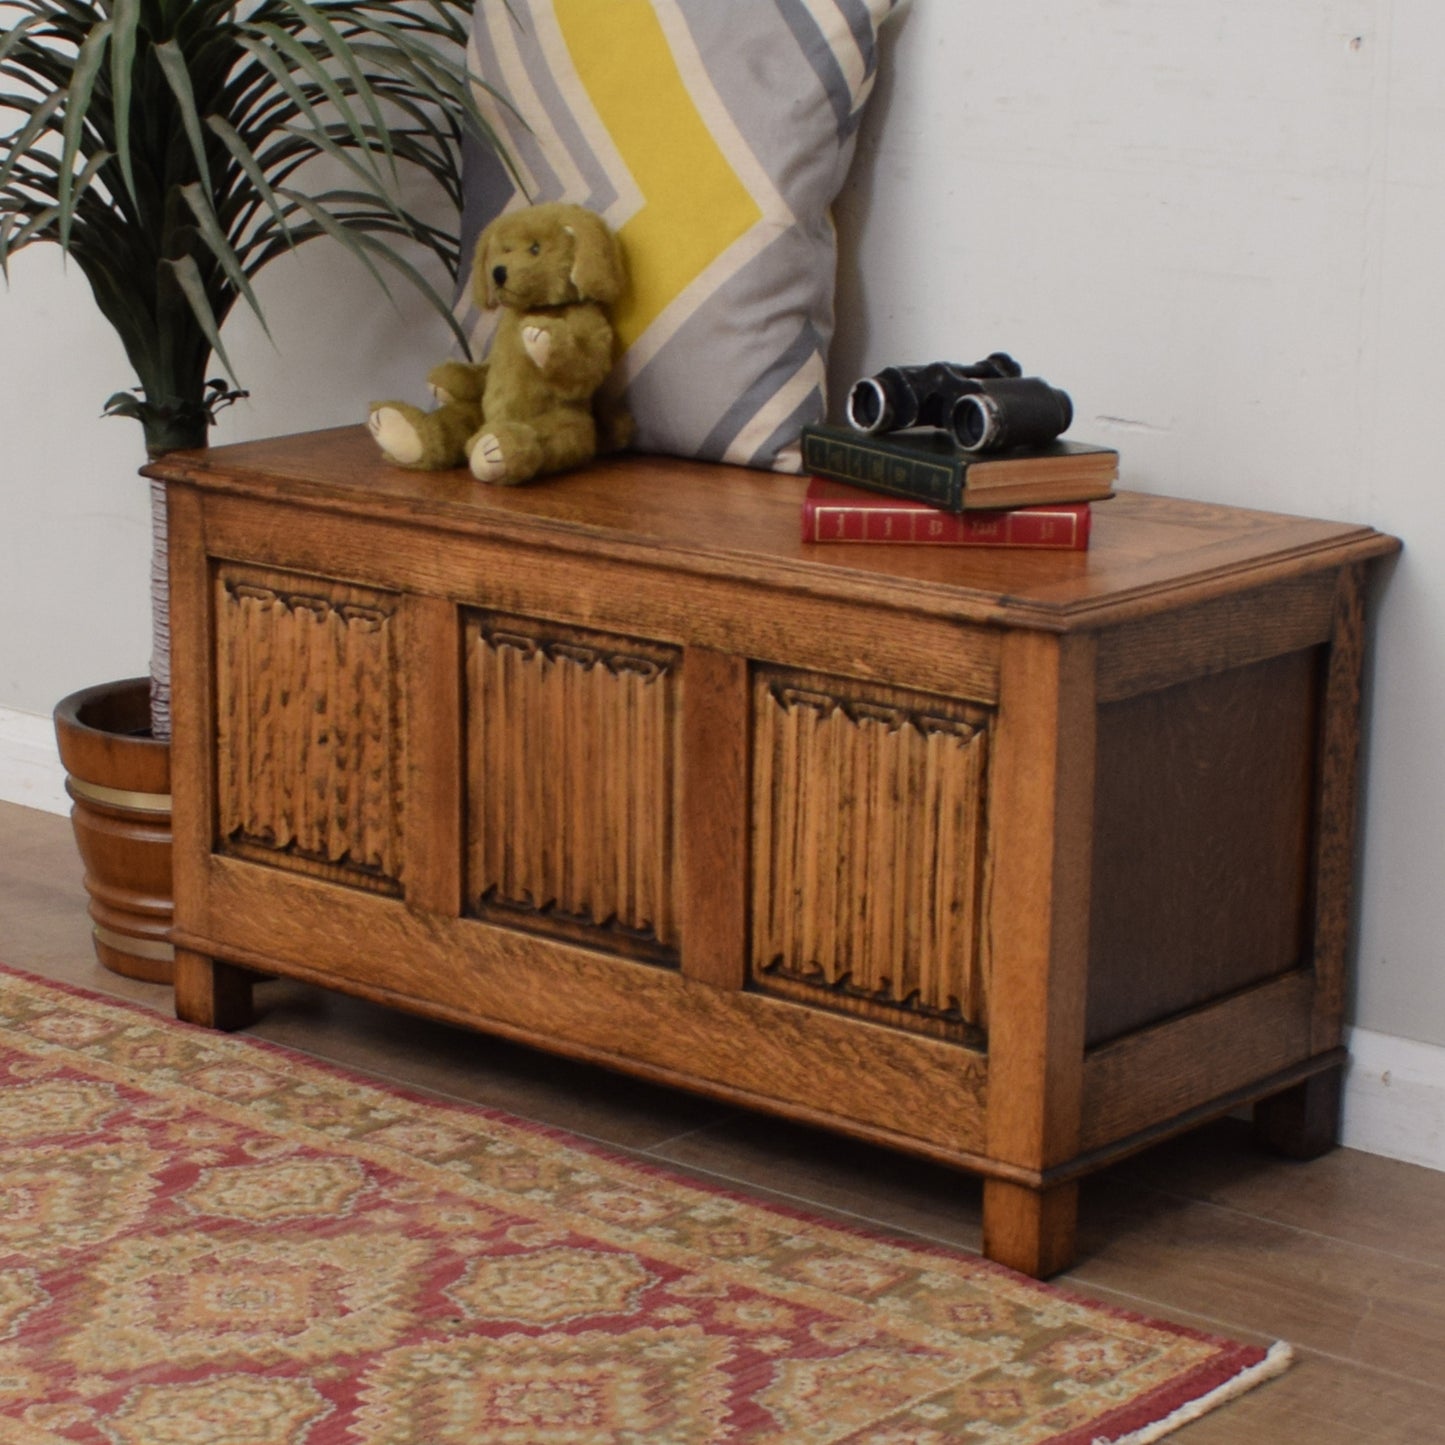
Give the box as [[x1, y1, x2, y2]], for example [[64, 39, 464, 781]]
[[0, 960, 1290, 1444]]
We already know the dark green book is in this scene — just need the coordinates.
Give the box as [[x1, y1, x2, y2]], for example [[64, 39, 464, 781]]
[[800, 423, 1118, 513]]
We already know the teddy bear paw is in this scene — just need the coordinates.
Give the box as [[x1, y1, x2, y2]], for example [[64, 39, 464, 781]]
[[469, 432, 510, 483], [368, 406, 425, 466], [521, 323, 553, 370]]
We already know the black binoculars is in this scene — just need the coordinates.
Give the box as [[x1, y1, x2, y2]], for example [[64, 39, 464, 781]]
[[845, 355, 1073, 454]]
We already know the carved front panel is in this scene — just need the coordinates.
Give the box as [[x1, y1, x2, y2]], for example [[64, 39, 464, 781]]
[[752, 670, 991, 1037], [464, 615, 680, 959], [213, 568, 404, 892]]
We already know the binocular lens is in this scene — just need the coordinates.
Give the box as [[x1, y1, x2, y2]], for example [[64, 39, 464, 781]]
[[952, 393, 999, 452], [845, 377, 892, 433], [951, 381, 1072, 452]]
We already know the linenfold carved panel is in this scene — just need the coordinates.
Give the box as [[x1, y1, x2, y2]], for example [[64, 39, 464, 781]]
[[464, 615, 680, 959], [752, 670, 991, 1036], [213, 569, 404, 891]]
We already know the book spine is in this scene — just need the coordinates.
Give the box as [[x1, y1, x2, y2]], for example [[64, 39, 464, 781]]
[[802, 500, 1090, 548], [800, 428, 962, 510]]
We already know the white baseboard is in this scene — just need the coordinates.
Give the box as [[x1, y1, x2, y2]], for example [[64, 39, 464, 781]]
[[2, 705, 1442, 1172], [1342, 1027, 1445, 1172], [0, 704, 69, 816]]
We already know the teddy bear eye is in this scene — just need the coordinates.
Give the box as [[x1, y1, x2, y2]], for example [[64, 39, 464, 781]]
[[528, 241, 541, 256]]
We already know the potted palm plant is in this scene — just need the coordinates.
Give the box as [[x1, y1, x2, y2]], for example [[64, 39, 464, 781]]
[[3, 0, 507, 980]]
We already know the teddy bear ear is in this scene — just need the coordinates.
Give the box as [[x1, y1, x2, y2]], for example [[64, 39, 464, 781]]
[[564, 211, 625, 305], [472, 219, 501, 310]]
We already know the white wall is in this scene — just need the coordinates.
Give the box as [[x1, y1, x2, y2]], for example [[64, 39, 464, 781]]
[[831, 0, 1445, 1055], [2, 0, 1442, 1150], [0, 240, 447, 713]]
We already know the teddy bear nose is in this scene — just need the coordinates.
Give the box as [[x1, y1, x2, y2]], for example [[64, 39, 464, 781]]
[[492, 264, 507, 287]]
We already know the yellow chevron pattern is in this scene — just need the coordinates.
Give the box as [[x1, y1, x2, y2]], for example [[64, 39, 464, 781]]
[[552, 0, 762, 348]]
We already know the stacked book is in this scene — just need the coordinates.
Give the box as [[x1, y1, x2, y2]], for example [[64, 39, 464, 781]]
[[799, 423, 1118, 551]]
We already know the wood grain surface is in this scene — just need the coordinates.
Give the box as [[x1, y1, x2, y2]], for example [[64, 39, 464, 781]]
[[149, 429, 1400, 1277]]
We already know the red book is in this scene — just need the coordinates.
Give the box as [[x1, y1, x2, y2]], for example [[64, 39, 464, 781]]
[[801, 478, 1092, 548]]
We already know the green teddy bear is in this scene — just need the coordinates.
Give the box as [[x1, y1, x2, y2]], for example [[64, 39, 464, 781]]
[[369, 201, 631, 484]]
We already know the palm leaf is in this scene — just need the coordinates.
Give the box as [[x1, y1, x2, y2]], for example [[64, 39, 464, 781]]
[[178, 182, 269, 336], [151, 37, 217, 200], [271, 185, 399, 297], [348, 19, 490, 133], [1, 89, 67, 203], [204, 113, 298, 250], [107, 0, 142, 203], [0, 13, 46, 67], [160, 251, 240, 386], [1, 201, 61, 270], [231, 32, 348, 157], [274, 186, 471, 351], [56, 21, 115, 251], [240, 23, 389, 188], [3, 0, 508, 437], [283, 0, 398, 172]]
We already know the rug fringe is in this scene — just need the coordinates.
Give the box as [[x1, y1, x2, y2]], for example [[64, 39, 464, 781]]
[[1092, 1340, 1295, 1445]]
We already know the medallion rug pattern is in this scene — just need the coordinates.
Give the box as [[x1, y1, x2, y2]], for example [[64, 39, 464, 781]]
[[0, 965, 1289, 1443]]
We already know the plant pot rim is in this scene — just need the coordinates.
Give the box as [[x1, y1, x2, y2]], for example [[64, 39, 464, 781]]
[[54, 678, 169, 794], [53, 676, 154, 731]]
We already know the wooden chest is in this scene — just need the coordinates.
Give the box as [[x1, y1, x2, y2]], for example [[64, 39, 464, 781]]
[[149, 427, 1398, 1276]]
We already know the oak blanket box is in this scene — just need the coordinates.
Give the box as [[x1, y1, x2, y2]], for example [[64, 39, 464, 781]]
[[147, 426, 1399, 1277]]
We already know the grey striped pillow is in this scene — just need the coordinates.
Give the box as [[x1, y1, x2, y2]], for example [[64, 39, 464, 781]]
[[459, 0, 898, 473]]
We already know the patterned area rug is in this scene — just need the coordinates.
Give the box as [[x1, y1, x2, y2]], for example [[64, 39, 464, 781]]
[[0, 964, 1290, 1444]]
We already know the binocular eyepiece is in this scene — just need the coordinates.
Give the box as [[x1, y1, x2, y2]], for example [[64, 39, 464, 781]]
[[845, 355, 1073, 454]]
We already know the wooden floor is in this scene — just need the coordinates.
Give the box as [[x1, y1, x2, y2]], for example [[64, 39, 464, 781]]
[[4, 797, 1443, 1442]]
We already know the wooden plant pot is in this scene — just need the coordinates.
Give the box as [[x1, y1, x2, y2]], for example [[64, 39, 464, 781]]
[[53, 678, 174, 985]]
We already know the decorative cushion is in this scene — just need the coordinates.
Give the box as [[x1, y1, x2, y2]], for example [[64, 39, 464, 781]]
[[461, 0, 898, 473]]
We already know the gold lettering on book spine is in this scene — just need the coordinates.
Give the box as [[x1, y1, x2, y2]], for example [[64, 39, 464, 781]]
[[464, 616, 680, 955], [752, 673, 991, 1033], [213, 571, 404, 890]]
